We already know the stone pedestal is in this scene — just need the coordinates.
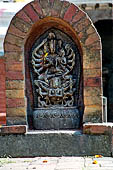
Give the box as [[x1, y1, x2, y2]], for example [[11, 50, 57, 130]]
[[33, 107, 80, 130]]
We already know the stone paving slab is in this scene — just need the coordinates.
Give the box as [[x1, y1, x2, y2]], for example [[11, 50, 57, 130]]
[[0, 157, 113, 170]]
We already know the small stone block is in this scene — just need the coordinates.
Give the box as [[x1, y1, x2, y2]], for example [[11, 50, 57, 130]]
[[83, 123, 113, 135], [0, 125, 27, 134]]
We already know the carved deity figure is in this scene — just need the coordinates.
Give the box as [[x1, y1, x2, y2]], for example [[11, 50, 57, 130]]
[[32, 31, 77, 108]]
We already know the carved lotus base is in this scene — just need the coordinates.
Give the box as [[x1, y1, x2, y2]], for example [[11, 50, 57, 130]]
[[33, 107, 80, 130]]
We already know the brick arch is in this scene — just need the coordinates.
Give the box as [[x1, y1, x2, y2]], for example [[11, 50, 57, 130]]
[[4, 0, 102, 126]]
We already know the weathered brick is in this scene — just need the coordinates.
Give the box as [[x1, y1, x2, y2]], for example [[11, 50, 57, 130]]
[[4, 43, 22, 52], [84, 105, 102, 114], [0, 91, 6, 99], [0, 59, 4, 64], [6, 71, 24, 80], [89, 41, 102, 50], [73, 17, 91, 33], [0, 100, 6, 109], [84, 77, 101, 87], [0, 75, 5, 90], [24, 4, 39, 22], [84, 96, 102, 106], [6, 90, 24, 99], [0, 113, 6, 125], [6, 62, 23, 72], [0, 105, 6, 113], [6, 80, 24, 90], [60, 1, 70, 18], [83, 105, 102, 123], [64, 4, 79, 22], [0, 60, 5, 75], [83, 123, 113, 135], [16, 10, 32, 24], [40, 0, 51, 17], [83, 60, 101, 69], [5, 34, 23, 47], [85, 32, 100, 46], [84, 69, 101, 77], [8, 24, 26, 39], [0, 125, 26, 134], [5, 52, 23, 62], [83, 50, 101, 69], [11, 17, 31, 33], [51, 0, 63, 17], [7, 98, 25, 108], [71, 10, 85, 23], [7, 107, 26, 117], [87, 25, 96, 35], [31, 1, 43, 16], [39, 0, 51, 9], [84, 87, 102, 97]]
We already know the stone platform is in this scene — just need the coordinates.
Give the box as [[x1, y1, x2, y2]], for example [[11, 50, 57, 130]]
[[0, 129, 111, 157]]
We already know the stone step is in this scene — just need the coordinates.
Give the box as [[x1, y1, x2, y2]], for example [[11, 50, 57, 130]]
[[0, 130, 111, 157]]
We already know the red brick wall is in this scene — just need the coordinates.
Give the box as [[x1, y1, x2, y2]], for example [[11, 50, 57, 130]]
[[0, 58, 6, 125], [3, 0, 102, 126]]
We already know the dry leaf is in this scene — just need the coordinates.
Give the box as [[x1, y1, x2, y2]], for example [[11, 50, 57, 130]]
[[43, 160, 48, 163], [95, 155, 102, 158], [93, 160, 98, 164]]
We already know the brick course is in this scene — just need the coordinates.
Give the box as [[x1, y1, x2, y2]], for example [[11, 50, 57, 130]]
[[0, 59, 6, 125]]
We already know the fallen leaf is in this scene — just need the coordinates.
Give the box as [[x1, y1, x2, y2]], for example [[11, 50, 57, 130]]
[[93, 160, 98, 164], [43, 160, 48, 163], [95, 155, 102, 158]]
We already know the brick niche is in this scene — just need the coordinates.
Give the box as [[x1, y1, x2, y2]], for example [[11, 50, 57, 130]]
[[2, 0, 102, 127]]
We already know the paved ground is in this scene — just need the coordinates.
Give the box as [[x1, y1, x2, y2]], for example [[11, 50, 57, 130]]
[[0, 157, 113, 170]]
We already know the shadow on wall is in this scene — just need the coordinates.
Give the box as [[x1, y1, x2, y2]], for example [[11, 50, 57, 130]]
[[95, 20, 113, 122]]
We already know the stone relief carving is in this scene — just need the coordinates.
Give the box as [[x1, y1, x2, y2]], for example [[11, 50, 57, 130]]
[[31, 30, 80, 108]]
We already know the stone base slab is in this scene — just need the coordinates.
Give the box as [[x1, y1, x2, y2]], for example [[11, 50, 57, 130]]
[[33, 107, 80, 130], [0, 130, 111, 157]]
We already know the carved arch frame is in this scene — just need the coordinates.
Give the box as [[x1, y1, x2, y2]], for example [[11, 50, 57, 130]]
[[4, 0, 102, 126]]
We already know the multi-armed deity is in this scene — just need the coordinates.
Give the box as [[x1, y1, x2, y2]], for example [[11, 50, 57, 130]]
[[30, 29, 81, 129]]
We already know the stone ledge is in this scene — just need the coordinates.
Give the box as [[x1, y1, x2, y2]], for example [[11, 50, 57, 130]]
[[0, 125, 27, 134], [0, 131, 111, 157], [83, 123, 113, 135]]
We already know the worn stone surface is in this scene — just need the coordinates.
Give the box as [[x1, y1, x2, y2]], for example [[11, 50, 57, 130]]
[[0, 131, 111, 157], [83, 105, 102, 123], [33, 107, 80, 130], [7, 116, 26, 126]]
